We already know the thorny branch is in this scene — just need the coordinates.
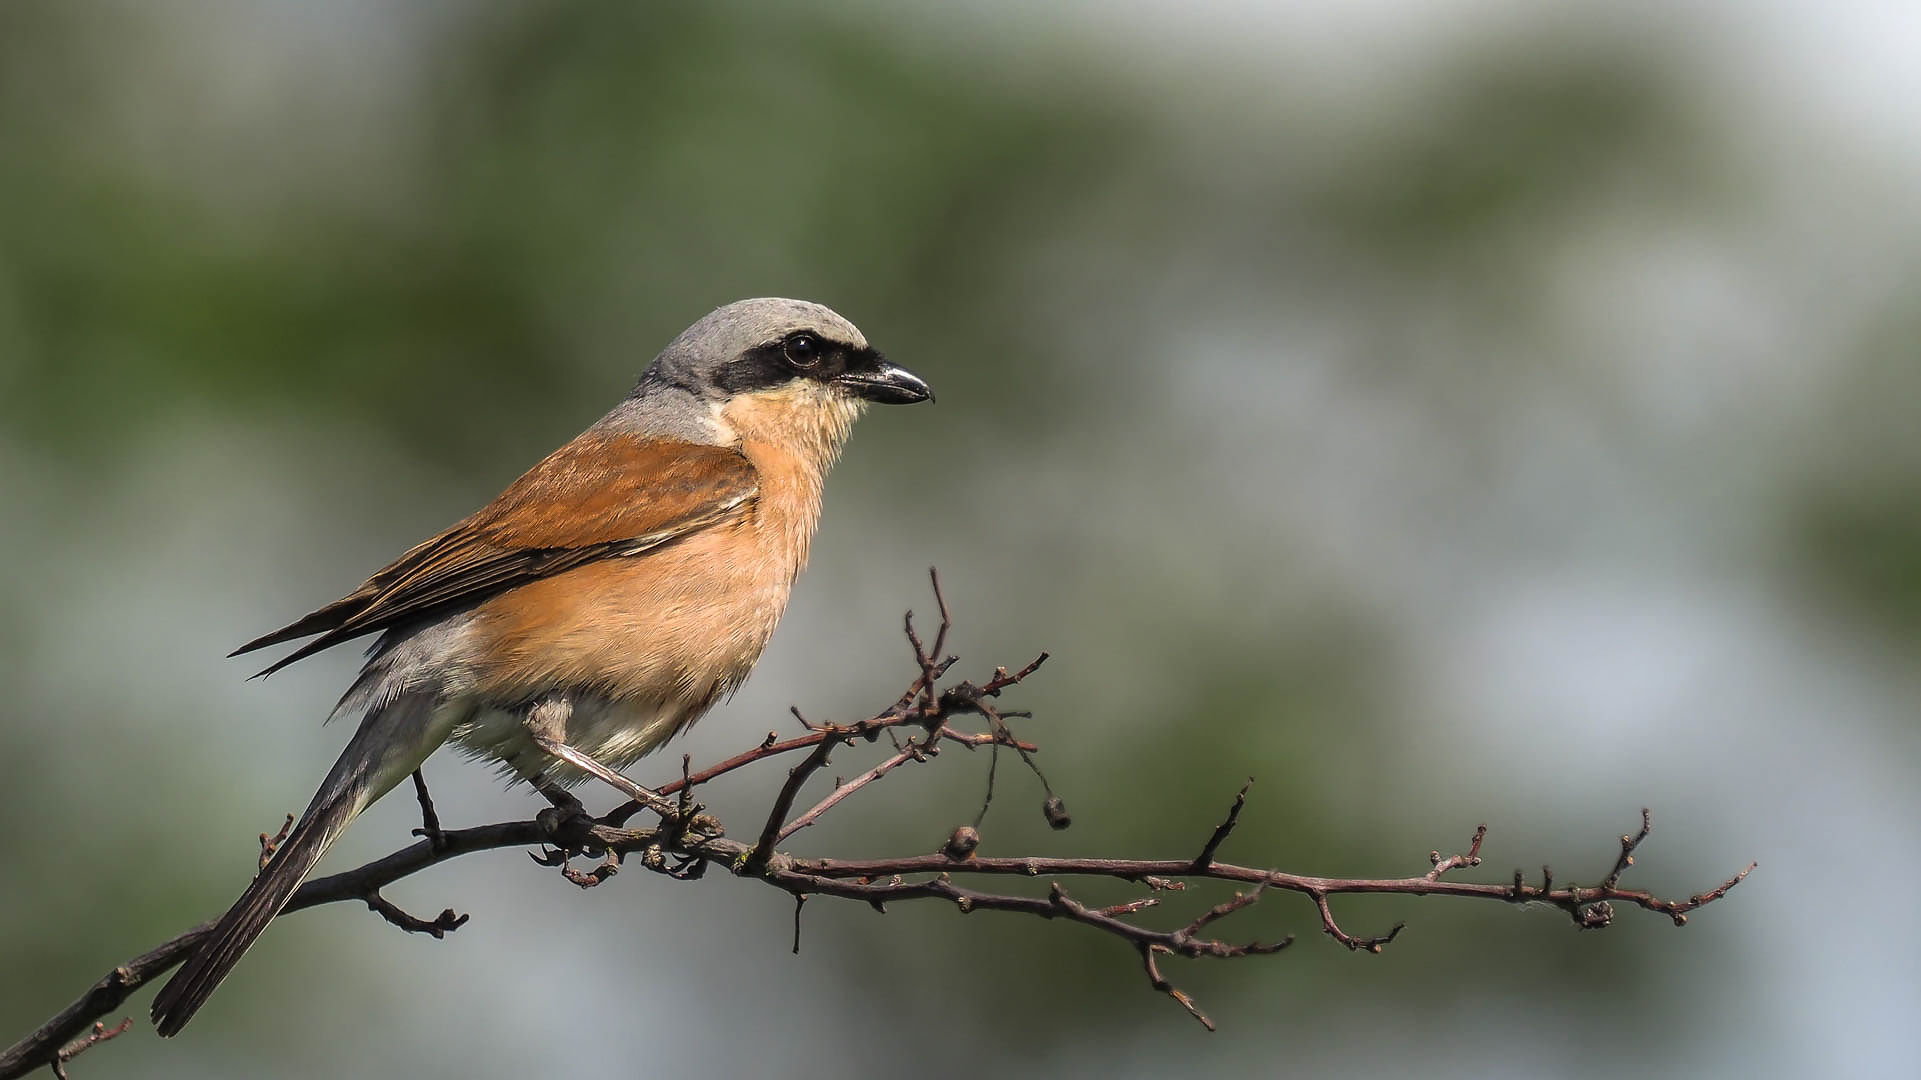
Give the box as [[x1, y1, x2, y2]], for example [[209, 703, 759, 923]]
[[0, 569, 1756, 1079]]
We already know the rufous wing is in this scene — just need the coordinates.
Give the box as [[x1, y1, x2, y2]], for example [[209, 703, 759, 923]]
[[233, 434, 759, 677]]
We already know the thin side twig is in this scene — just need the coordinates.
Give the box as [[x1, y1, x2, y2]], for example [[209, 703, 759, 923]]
[[50, 1019, 130, 1080], [1194, 780, 1253, 870]]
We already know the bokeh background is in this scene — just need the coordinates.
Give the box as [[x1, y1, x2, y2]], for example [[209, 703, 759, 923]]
[[3, 2, 1917, 1077]]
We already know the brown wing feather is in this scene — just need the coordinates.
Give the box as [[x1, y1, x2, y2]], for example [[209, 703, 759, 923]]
[[234, 434, 758, 677]]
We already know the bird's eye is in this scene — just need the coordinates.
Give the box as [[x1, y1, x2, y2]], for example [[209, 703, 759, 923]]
[[783, 332, 821, 368]]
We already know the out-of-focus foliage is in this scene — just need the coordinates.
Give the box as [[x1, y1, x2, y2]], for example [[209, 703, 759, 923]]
[[2, 3, 1915, 1078]]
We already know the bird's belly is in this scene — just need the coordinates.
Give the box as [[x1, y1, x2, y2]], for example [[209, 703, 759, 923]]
[[447, 535, 799, 784]]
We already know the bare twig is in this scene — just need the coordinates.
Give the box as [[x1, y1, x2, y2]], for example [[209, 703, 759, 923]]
[[602, 712, 1034, 828], [0, 573, 1754, 1079], [1313, 891, 1405, 953], [362, 891, 468, 938], [748, 727, 845, 869], [50, 1020, 129, 1080], [257, 814, 294, 872], [1426, 824, 1487, 881], [779, 738, 926, 841], [941, 677, 1062, 828], [1194, 781, 1253, 870], [557, 848, 622, 889], [1602, 808, 1653, 891]]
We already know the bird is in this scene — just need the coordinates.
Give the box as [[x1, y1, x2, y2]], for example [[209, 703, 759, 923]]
[[149, 297, 932, 1036]]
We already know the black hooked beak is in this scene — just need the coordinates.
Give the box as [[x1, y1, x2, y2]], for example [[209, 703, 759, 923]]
[[836, 351, 934, 405]]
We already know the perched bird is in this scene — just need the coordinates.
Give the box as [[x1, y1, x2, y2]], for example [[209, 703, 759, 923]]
[[150, 298, 932, 1035]]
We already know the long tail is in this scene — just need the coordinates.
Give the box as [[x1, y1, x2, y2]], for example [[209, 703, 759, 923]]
[[151, 693, 447, 1036], [149, 785, 361, 1036]]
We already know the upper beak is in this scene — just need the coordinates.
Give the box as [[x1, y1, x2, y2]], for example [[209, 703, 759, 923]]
[[838, 359, 934, 405]]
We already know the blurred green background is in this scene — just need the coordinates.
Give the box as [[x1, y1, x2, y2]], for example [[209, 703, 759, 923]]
[[3, 2, 1916, 1077]]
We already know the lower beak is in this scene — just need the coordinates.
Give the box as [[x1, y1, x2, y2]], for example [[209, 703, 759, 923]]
[[839, 361, 934, 405]]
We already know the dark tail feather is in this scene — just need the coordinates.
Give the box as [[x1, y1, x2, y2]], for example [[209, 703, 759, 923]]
[[150, 791, 360, 1036]]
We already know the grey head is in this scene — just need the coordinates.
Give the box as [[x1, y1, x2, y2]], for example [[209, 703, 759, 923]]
[[612, 298, 932, 443]]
